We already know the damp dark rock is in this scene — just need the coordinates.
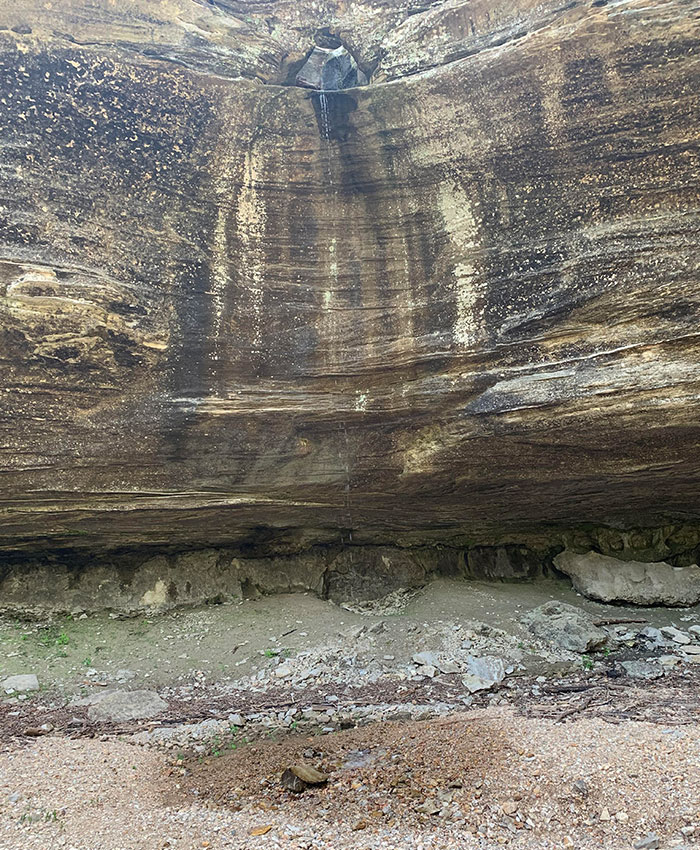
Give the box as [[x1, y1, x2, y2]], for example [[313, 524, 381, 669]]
[[296, 45, 368, 90]]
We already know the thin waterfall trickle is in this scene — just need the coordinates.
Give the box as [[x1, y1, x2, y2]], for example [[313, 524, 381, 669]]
[[317, 89, 353, 542], [319, 91, 332, 143]]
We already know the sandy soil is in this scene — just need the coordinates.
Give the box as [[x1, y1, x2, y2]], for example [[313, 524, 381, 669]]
[[1, 707, 699, 850]]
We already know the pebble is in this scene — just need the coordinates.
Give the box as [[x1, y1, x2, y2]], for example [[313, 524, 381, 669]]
[[633, 835, 660, 849]]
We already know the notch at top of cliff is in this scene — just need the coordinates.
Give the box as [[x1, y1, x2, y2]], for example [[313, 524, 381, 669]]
[[294, 45, 368, 90]]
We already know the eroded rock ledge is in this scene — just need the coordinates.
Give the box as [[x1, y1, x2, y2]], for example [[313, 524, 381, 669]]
[[1, 0, 700, 586], [3, 523, 700, 615]]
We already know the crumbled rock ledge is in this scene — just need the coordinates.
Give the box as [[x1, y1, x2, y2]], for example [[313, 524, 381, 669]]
[[4, 524, 700, 615]]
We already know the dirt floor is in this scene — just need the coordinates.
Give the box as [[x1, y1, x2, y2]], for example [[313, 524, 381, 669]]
[[1, 707, 699, 849], [1, 578, 697, 695], [1, 578, 699, 849]]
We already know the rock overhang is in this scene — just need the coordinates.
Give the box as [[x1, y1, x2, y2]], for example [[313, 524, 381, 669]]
[[0, 0, 699, 562]]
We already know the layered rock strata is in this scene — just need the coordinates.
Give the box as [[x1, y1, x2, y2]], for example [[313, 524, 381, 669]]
[[1, 0, 699, 594]]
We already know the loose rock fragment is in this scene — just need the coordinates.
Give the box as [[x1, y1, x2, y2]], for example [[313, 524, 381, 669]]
[[660, 626, 690, 644], [291, 765, 328, 785], [523, 602, 608, 653], [460, 655, 506, 693], [87, 690, 168, 722], [621, 661, 663, 680], [2, 674, 39, 694], [281, 769, 307, 793]]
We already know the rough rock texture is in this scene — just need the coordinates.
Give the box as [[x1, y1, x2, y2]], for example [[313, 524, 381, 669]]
[[86, 690, 168, 722], [554, 550, 700, 607], [1, 674, 39, 693], [523, 601, 608, 653], [1, 0, 700, 571], [0, 544, 457, 614]]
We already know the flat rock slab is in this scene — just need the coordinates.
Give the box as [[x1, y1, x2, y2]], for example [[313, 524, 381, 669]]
[[87, 690, 168, 723], [554, 551, 700, 607], [2, 674, 39, 694], [621, 661, 663, 680], [461, 656, 506, 693], [523, 601, 607, 654]]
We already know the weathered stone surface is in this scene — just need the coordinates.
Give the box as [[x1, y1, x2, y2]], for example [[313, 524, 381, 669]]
[[620, 661, 663, 681], [464, 546, 543, 581], [554, 551, 700, 607], [461, 656, 506, 693], [523, 601, 607, 654], [2, 674, 39, 693], [0, 0, 699, 571], [0, 543, 451, 614], [87, 690, 167, 722], [296, 46, 367, 90]]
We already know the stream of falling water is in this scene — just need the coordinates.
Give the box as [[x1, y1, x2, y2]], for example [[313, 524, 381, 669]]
[[319, 90, 353, 542]]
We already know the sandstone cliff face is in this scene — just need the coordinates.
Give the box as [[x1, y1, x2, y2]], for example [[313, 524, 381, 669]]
[[1, 0, 699, 558]]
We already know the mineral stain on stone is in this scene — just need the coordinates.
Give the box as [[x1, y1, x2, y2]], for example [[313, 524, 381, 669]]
[[0, 0, 699, 599]]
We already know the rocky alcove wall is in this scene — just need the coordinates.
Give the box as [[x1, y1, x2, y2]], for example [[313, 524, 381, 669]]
[[0, 0, 699, 613]]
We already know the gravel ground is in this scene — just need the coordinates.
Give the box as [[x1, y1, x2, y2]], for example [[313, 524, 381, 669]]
[[1, 707, 699, 850]]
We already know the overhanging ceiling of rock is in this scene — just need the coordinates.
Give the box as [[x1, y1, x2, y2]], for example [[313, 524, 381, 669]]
[[0, 0, 699, 554]]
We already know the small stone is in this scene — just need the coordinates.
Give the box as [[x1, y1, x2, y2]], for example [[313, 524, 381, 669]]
[[281, 768, 307, 793], [616, 811, 629, 823], [422, 665, 437, 678], [249, 825, 273, 837], [660, 626, 691, 645], [87, 689, 167, 722], [680, 644, 700, 655], [688, 625, 700, 638], [228, 713, 245, 727], [600, 808, 611, 822], [638, 627, 666, 646], [461, 656, 506, 693], [502, 801, 518, 816], [412, 651, 439, 667], [7, 793, 20, 803], [621, 660, 663, 680], [274, 663, 293, 679], [417, 799, 440, 815], [290, 764, 327, 785], [572, 780, 590, 797], [437, 659, 461, 675], [2, 674, 39, 694], [633, 835, 660, 850]]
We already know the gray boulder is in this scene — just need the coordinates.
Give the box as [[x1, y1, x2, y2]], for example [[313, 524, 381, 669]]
[[2, 674, 39, 693], [523, 601, 607, 653], [87, 689, 167, 722], [554, 550, 700, 606], [461, 656, 506, 693], [620, 660, 663, 680]]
